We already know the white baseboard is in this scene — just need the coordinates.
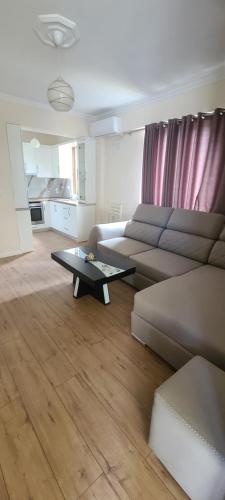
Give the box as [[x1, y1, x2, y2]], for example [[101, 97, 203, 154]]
[[0, 247, 33, 259]]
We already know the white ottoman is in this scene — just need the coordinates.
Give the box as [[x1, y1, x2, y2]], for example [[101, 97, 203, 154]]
[[149, 356, 225, 500]]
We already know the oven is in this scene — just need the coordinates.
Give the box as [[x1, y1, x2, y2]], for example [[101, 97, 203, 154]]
[[29, 201, 45, 225]]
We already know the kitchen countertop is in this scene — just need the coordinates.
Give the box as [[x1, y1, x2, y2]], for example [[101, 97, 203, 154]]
[[29, 198, 96, 207]]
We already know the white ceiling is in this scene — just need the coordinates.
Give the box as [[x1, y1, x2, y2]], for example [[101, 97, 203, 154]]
[[0, 0, 225, 116]]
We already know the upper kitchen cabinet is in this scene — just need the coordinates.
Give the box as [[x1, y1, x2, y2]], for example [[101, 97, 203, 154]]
[[77, 138, 96, 204], [35, 145, 54, 178], [23, 142, 38, 175], [22, 136, 96, 202], [23, 143, 60, 178], [51, 145, 60, 177]]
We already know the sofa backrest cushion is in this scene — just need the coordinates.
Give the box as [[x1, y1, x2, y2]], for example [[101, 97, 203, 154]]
[[208, 225, 225, 269], [124, 221, 163, 246], [219, 225, 225, 241], [158, 208, 225, 263], [124, 204, 173, 246], [167, 208, 224, 239], [132, 204, 173, 226], [159, 229, 214, 263]]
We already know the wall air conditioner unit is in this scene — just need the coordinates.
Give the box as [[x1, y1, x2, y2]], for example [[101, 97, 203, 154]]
[[89, 116, 122, 137]]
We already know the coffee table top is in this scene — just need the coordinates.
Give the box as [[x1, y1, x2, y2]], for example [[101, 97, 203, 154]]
[[51, 246, 136, 286]]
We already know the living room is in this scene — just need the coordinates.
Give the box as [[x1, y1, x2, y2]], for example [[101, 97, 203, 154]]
[[0, 1, 225, 499]]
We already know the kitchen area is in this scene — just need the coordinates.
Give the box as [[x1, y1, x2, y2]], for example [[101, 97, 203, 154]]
[[7, 125, 96, 255]]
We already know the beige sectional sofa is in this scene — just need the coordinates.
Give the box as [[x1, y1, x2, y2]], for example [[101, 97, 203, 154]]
[[88, 204, 225, 370]]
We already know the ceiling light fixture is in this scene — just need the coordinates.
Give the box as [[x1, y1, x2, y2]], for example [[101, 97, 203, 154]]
[[47, 76, 74, 112], [33, 14, 80, 112], [30, 138, 40, 149]]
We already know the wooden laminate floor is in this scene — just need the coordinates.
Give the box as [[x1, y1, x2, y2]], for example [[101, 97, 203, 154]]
[[0, 231, 187, 500]]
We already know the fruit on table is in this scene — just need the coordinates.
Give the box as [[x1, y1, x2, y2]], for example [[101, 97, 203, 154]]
[[84, 252, 96, 262]]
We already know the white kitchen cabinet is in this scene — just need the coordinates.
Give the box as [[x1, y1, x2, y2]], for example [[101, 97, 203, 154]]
[[49, 201, 95, 241], [76, 204, 96, 242], [50, 202, 63, 231], [23, 143, 60, 178], [23, 143, 38, 175], [35, 145, 52, 178], [51, 145, 60, 177], [61, 205, 78, 237], [50, 202, 77, 237], [77, 138, 96, 203], [43, 201, 51, 227]]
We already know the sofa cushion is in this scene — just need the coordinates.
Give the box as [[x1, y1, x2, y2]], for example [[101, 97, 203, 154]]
[[208, 225, 225, 269], [159, 229, 214, 263], [167, 208, 225, 239], [133, 204, 173, 226], [208, 241, 225, 269], [219, 225, 225, 241], [124, 221, 163, 246], [97, 237, 152, 257], [130, 248, 202, 282], [133, 265, 225, 370]]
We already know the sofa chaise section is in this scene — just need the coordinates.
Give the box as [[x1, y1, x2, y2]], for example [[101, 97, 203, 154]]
[[132, 264, 225, 370]]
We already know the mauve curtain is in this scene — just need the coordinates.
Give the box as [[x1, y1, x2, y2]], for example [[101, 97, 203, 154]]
[[172, 113, 211, 210], [195, 109, 225, 213], [141, 108, 225, 213], [162, 119, 180, 207], [142, 123, 168, 205]]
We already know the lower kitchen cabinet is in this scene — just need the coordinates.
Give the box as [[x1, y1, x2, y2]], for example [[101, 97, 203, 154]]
[[61, 205, 78, 237], [50, 202, 63, 231], [48, 201, 95, 242]]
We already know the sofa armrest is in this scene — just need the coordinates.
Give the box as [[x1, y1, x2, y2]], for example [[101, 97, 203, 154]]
[[88, 221, 128, 248]]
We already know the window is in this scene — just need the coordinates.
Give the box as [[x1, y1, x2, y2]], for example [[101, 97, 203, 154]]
[[58, 142, 77, 196]]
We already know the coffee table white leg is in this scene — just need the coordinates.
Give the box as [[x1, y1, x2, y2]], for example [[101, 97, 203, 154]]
[[102, 284, 110, 304], [73, 276, 80, 298], [73, 275, 110, 304]]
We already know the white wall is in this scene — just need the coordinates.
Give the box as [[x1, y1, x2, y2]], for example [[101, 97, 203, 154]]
[[96, 131, 144, 222], [96, 78, 225, 222], [0, 98, 87, 258], [22, 130, 71, 145]]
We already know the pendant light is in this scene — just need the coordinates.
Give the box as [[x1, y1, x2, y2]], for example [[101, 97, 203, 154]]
[[33, 14, 80, 112], [47, 76, 74, 112], [30, 138, 40, 148]]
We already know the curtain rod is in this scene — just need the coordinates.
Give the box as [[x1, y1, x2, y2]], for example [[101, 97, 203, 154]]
[[125, 127, 145, 135], [122, 108, 225, 136]]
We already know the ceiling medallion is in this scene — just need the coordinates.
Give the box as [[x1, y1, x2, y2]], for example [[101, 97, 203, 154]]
[[33, 14, 79, 112]]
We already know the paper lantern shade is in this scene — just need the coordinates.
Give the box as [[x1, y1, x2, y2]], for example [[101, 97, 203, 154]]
[[47, 76, 74, 112], [30, 138, 40, 149]]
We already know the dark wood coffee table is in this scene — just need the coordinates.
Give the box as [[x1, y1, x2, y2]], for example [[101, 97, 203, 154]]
[[51, 247, 136, 305]]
